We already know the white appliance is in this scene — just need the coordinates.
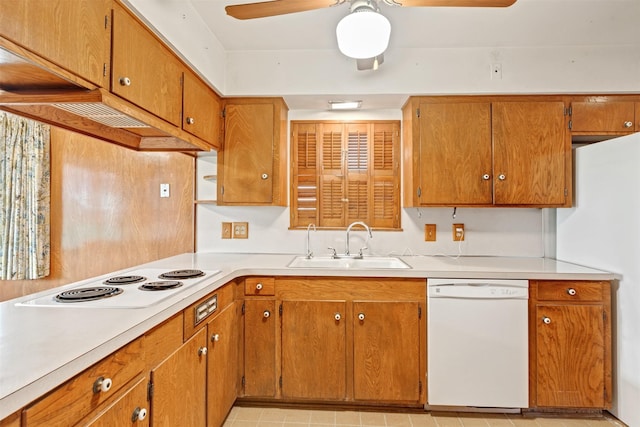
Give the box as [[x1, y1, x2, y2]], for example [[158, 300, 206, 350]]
[[16, 268, 220, 309], [427, 278, 529, 409], [556, 133, 640, 427]]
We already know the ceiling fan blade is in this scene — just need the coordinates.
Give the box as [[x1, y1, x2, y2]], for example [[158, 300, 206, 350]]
[[226, 0, 341, 20], [395, 0, 516, 7]]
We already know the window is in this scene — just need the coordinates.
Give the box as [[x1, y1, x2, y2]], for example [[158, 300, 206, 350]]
[[290, 121, 400, 230]]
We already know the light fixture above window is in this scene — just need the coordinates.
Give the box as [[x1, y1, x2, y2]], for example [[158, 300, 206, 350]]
[[336, 0, 391, 60], [329, 101, 363, 110]]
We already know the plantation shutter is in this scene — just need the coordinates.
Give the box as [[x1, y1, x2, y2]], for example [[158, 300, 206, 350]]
[[319, 123, 345, 227], [371, 122, 400, 228], [290, 121, 400, 230], [345, 123, 370, 224], [291, 123, 318, 226]]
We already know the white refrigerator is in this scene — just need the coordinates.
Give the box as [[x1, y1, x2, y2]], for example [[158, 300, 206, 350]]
[[556, 133, 640, 427]]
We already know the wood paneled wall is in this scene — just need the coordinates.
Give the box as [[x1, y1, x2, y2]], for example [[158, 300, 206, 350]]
[[0, 127, 195, 301]]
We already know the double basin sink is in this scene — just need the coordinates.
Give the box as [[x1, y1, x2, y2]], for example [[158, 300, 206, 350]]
[[287, 255, 411, 270]]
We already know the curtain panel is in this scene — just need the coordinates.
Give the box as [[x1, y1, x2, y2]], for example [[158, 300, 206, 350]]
[[0, 111, 50, 280]]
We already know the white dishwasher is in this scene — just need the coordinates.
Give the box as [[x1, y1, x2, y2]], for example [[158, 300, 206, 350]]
[[427, 278, 529, 410]]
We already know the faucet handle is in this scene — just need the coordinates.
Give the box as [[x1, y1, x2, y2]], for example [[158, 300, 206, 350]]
[[328, 247, 337, 258], [358, 246, 368, 258]]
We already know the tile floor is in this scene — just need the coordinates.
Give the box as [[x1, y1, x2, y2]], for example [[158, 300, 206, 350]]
[[223, 406, 626, 427]]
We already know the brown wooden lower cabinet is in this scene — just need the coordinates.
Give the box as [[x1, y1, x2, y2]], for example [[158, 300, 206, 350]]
[[150, 327, 208, 425], [529, 280, 612, 409], [83, 377, 149, 426], [22, 338, 144, 427], [207, 301, 241, 427], [243, 298, 278, 397], [281, 300, 348, 400], [4, 276, 618, 427], [242, 277, 426, 405]]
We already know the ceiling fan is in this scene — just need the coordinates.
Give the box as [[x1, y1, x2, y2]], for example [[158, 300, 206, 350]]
[[226, 0, 517, 70]]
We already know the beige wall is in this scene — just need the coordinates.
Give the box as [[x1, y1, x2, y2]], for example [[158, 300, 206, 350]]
[[0, 127, 195, 302]]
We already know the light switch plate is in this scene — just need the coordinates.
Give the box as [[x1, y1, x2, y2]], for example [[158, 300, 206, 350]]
[[160, 183, 170, 198], [425, 224, 436, 241], [233, 222, 248, 239], [221, 222, 232, 239]]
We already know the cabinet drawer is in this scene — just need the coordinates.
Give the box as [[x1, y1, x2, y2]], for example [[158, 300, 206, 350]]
[[245, 277, 275, 296], [23, 338, 144, 427], [83, 377, 149, 426], [536, 281, 605, 302]]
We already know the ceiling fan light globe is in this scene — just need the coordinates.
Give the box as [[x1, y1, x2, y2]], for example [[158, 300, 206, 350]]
[[336, 9, 391, 59]]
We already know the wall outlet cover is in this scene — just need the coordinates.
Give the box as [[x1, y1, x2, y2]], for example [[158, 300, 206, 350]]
[[233, 222, 249, 239]]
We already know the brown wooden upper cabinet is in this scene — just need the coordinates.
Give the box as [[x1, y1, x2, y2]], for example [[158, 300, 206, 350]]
[[0, 0, 112, 88], [402, 96, 570, 208], [217, 98, 288, 206], [111, 3, 183, 126], [182, 70, 222, 149], [569, 99, 636, 137]]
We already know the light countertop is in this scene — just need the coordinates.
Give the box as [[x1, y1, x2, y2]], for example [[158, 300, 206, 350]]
[[0, 253, 617, 419]]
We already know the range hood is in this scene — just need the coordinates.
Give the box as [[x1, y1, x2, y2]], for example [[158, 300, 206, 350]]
[[0, 45, 213, 152]]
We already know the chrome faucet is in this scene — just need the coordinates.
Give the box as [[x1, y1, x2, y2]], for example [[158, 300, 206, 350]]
[[305, 223, 316, 259], [345, 221, 372, 257]]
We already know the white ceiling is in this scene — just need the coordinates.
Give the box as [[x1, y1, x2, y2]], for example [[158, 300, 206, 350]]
[[190, 0, 637, 51], [132, 0, 639, 109]]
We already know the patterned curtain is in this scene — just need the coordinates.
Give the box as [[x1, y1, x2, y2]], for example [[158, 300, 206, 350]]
[[0, 111, 50, 279]]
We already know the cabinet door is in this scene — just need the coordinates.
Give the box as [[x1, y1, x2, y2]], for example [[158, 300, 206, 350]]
[[571, 101, 635, 133], [207, 302, 240, 427], [243, 299, 277, 397], [111, 4, 183, 126], [219, 103, 275, 204], [353, 301, 421, 402], [535, 304, 605, 407], [418, 102, 492, 205], [84, 377, 149, 427], [0, 0, 112, 88], [183, 70, 222, 148], [493, 101, 567, 205], [281, 300, 347, 400], [151, 328, 207, 426]]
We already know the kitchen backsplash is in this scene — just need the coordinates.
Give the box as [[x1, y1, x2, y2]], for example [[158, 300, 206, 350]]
[[196, 204, 551, 258]]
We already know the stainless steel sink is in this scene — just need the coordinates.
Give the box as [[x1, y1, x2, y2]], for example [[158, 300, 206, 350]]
[[287, 256, 411, 269]]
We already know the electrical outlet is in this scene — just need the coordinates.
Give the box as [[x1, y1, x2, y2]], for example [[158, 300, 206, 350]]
[[452, 223, 464, 241], [233, 222, 248, 239], [221, 222, 232, 239], [425, 224, 436, 242]]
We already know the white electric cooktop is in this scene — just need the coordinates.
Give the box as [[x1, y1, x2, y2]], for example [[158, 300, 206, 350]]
[[16, 268, 221, 309]]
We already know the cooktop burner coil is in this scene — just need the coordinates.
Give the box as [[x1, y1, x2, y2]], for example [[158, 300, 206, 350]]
[[158, 269, 205, 280], [103, 275, 147, 285], [138, 281, 183, 291], [55, 287, 123, 303]]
